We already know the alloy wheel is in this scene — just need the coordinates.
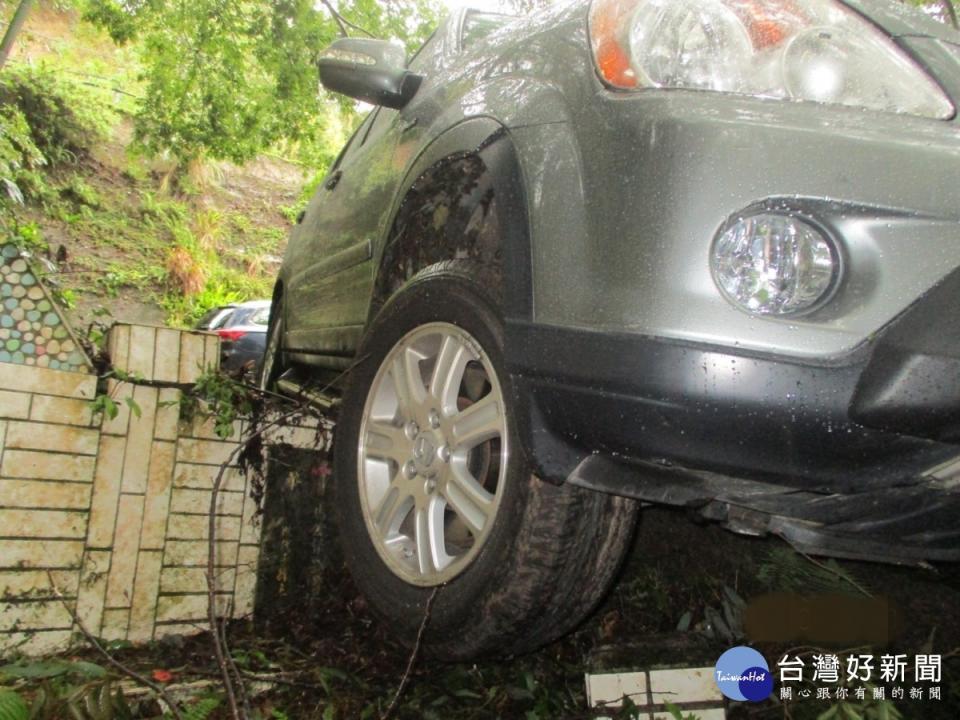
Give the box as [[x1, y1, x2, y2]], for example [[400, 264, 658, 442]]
[[357, 322, 509, 586]]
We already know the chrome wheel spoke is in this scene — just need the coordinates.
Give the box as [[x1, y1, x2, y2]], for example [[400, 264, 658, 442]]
[[445, 465, 493, 537], [358, 322, 508, 586], [415, 497, 449, 574], [390, 348, 426, 419], [429, 334, 469, 414], [364, 420, 409, 467], [373, 483, 412, 537], [451, 394, 503, 451]]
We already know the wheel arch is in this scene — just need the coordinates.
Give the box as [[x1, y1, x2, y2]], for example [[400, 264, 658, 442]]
[[369, 117, 533, 324], [268, 278, 286, 337]]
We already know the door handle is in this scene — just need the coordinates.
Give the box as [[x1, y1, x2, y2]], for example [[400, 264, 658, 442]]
[[325, 169, 343, 191]]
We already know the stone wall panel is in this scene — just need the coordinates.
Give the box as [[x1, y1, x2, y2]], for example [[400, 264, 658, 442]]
[[0, 322, 317, 657]]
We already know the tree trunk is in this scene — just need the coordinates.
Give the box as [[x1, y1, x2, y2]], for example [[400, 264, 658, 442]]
[[943, 0, 959, 30], [0, 0, 35, 71]]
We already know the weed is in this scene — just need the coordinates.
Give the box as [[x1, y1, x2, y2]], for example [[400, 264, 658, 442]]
[[0, 103, 46, 215], [757, 547, 871, 597], [51, 286, 77, 309], [12, 221, 46, 253], [181, 370, 258, 440], [180, 155, 224, 195], [166, 245, 207, 296], [244, 252, 267, 277], [138, 191, 187, 226], [122, 155, 149, 184], [0, 659, 145, 720], [662, 702, 702, 720], [60, 176, 101, 208], [0, 64, 112, 166], [182, 695, 220, 720], [192, 208, 223, 252]]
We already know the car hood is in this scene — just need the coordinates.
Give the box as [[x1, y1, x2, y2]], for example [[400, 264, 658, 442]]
[[842, 0, 960, 44]]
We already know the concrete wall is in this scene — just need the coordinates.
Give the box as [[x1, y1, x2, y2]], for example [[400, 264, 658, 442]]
[[0, 322, 305, 657]]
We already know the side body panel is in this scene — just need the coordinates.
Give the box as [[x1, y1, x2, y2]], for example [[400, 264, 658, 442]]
[[281, 20, 457, 359]]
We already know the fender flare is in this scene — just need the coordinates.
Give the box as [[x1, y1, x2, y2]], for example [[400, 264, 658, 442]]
[[371, 116, 533, 323]]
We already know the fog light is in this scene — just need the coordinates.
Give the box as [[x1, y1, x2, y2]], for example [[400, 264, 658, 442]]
[[711, 213, 838, 316]]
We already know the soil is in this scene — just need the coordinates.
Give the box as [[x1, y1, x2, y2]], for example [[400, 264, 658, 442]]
[[20, 121, 304, 335]]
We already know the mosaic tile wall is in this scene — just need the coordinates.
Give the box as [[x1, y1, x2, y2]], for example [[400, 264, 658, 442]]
[[0, 242, 90, 373]]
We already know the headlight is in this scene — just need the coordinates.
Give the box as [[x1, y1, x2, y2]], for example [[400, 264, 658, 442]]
[[711, 213, 839, 316], [589, 0, 954, 119]]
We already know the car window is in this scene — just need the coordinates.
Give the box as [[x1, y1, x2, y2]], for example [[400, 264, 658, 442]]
[[196, 306, 226, 329], [200, 307, 235, 330], [250, 308, 270, 326], [331, 111, 376, 171], [224, 308, 251, 327]]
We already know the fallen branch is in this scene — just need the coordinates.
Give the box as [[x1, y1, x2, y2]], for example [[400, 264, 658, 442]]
[[45, 572, 185, 720], [319, 0, 377, 38], [203, 357, 364, 718], [381, 585, 441, 720], [796, 550, 873, 599], [220, 600, 252, 719], [205, 398, 333, 717]]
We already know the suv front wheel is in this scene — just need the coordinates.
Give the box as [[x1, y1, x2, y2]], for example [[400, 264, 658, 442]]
[[334, 262, 638, 659]]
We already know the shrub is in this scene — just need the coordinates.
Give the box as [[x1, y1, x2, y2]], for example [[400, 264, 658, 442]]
[[0, 64, 113, 166], [0, 102, 45, 213]]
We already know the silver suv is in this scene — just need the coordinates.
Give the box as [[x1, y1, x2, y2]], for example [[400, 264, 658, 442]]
[[262, 0, 960, 658]]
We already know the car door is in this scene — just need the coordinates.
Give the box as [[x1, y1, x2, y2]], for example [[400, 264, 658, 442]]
[[284, 109, 387, 360], [283, 27, 456, 365]]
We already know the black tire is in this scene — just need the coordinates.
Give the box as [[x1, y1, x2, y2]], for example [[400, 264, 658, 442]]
[[333, 262, 637, 659]]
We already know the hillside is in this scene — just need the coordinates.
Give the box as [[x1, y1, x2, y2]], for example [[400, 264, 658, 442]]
[[4, 3, 308, 333]]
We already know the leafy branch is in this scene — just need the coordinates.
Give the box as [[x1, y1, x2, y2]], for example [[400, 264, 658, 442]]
[[318, 0, 377, 38]]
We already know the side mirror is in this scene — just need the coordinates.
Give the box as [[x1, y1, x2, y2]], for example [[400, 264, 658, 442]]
[[318, 38, 423, 110]]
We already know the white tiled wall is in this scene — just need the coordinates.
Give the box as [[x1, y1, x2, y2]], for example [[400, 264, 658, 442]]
[[0, 324, 277, 656]]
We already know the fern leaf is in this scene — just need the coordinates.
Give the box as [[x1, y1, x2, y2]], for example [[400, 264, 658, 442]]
[[183, 697, 221, 720], [0, 692, 29, 720]]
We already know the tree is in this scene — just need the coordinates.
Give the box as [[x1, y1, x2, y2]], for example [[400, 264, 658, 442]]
[[0, 0, 35, 70], [83, 0, 440, 165], [900, 0, 956, 26]]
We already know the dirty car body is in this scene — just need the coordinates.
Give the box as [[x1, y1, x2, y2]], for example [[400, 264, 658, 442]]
[[272, 0, 960, 586]]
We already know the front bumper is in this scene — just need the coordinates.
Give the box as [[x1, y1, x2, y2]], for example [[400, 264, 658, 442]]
[[535, 43, 960, 360], [506, 264, 960, 562]]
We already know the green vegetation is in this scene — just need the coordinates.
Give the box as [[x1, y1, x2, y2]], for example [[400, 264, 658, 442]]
[[82, 0, 439, 165], [0, 0, 440, 329], [0, 4, 281, 326], [0, 659, 130, 719]]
